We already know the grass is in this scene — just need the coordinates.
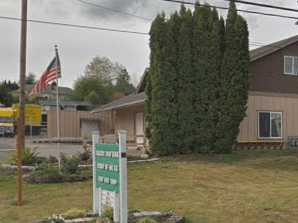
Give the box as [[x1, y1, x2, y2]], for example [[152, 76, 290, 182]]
[[1, 150, 298, 223]]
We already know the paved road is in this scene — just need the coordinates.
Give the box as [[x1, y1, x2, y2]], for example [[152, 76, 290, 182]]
[[0, 137, 84, 162]]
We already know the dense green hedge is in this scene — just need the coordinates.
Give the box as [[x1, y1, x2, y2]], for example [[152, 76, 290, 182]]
[[146, 1, 249, 155]]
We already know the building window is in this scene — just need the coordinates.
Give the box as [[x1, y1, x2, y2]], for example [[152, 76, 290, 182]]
[[284, 56, 298, 75], [258, 111, 282, 138]]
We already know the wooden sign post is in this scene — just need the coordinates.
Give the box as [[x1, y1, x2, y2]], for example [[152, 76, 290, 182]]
[[92, 131, 128, 223]]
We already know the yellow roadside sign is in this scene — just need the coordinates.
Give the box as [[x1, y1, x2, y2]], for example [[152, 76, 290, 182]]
[[13, 104, 42, 126]]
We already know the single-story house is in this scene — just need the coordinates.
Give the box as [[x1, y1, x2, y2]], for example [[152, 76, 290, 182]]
[[93, 34, 298, 148]]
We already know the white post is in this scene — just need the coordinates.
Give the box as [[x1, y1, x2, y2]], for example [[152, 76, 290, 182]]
[[92, 131, 101, 215], [56, 72, 61, 170], [55, 45, 61, 170], [118, 130, 128, 223], [113, 192, 120, 223]]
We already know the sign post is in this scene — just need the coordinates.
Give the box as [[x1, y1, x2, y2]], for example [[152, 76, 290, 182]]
[[92, 131, 101, 215], [92, 130, 128, 223], [119, 131, 128, 223]]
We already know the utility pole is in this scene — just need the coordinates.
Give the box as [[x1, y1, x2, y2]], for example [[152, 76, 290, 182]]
[[16, 0, 28, 206]]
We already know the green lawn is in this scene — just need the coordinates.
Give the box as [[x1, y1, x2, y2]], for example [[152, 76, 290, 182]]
[[2, 150, 298, 223]]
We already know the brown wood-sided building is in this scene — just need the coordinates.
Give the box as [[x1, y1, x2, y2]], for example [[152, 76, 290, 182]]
[[93, 34, 298, 147]]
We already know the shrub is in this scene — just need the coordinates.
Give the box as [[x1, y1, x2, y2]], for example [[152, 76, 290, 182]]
[[61, 155, 80, 175], [48, 156, 58, 164], [27, 164, 63, 183], [9, 148, 39, 166], [78, 150, 91, 163], [36, 156, 48, 165], [136, 217, 157, 223], [102, 207, 113, 222]]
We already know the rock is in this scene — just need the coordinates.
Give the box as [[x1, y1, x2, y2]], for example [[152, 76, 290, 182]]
[[133, 211, 162, 218]]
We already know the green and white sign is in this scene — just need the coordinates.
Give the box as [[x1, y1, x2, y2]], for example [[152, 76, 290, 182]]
[[92, 131, 128, 223], [96, 144, 120, 193]]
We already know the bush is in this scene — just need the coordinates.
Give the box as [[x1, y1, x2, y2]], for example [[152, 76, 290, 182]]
[[9, 148, 39, 166], [48, 156, 58, 164], [102, 207, 114, 222], [136, 217, 157, 223], [27, 164, 63, 184], [78, 150, 91, 163], [61, 155, 80, 175], [26, 159, 91, 184]]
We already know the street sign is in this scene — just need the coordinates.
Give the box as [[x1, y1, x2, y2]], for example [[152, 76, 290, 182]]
[[92, 131, 128, 223]]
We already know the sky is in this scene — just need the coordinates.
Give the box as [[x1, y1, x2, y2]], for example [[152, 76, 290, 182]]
[[0, 0, 297, 88]]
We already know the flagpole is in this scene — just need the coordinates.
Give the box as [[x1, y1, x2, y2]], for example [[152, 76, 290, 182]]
[[55, 45, 61, 170]]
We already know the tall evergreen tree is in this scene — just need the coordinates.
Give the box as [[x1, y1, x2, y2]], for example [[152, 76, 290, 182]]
[[147, 2, 249, 155], [150, 13, 172, 155], [176, 5, 195, 152], [204, 8, 225, 152], [192, 4, 216, 152], [146, 15, 163, 152], [215, 0, 249, 152]]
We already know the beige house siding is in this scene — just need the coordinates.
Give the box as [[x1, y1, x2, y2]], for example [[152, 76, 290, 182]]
[[99, 91, 298, 144], [47, 109, 101, 138], [114, 105, 144, 143], [238, 91, 298, 142]]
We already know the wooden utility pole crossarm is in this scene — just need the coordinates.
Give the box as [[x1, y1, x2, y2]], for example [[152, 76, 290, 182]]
[[16, 0, 28, 206]]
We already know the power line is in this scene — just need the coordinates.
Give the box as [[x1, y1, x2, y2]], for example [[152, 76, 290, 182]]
[[0, 11, 290, 51], [161, 0, 298, 20], [0, 15, 149, 36], [75, 0, 152, 21], [225, 0, 298, 13]]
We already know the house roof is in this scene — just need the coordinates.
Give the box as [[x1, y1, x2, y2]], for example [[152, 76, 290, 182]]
[[24, 84, 73, 96], [39, 85, 73, 95], [94, 34, 298, 113], [92, 92, 146, 113], [250, 34, 298, 62], [41, 100, 92, 108]]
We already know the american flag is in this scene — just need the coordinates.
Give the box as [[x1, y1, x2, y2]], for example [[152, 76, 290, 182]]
[[29, 48, 61, 96]]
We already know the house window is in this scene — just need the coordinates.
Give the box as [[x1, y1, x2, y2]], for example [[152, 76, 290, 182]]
[[284, 56, 298, 75], [258, 111, 282, 138]]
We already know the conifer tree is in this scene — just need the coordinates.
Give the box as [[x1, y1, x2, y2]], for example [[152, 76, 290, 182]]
[[192, 4, 216, 152], [176, 5, 195, 152], [204, 8, 224, 152], [148, 14, 166, 154], [215, 0, 249, 152], [147, 2, 249, 155], [157, 12, 181, 154], [150, 13, 181, 155]]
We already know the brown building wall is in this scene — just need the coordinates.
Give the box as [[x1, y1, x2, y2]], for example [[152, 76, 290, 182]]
[[100, 91, 298, 144], [238, 91, 298, 142], [114, 104, 144, 143], [47, 109, 101, 138], [250, 42, 298, 94]]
